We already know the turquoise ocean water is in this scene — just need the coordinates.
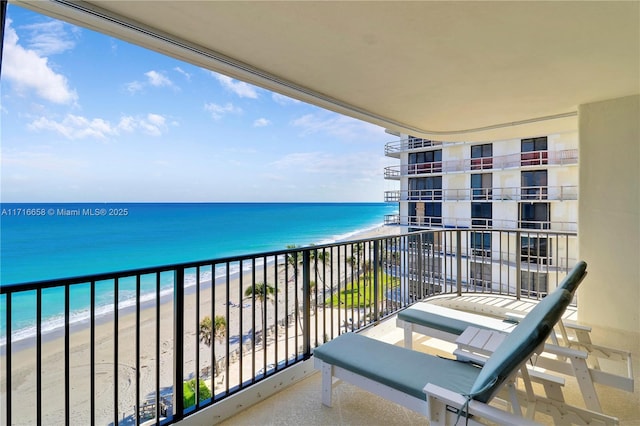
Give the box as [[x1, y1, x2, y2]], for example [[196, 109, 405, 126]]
[[0, 202, 396, 345]]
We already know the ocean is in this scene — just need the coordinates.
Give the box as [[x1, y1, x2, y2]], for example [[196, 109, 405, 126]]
[[0, 202, 397, 345]]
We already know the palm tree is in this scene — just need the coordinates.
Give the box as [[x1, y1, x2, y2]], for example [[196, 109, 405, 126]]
[[244, 282, 277, 328], [310, 246, 331, 289], [199, 315, 227, 377], [347, 255, 358, 277], [199, 315, 227, 347], [285, 244, 301, 272]]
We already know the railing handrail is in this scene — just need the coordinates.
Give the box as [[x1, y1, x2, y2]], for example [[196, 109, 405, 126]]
[[383, 185, 578, 202], [398, 216, 577, 232], [0, 226, 578, 293], [384, 137, 468, 154]]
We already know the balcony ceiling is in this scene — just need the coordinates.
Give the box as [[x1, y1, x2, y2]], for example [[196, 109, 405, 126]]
[[13, 1, 640, 141]]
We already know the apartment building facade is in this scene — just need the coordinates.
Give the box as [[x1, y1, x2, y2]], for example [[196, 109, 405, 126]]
[[384, 132, 579, 298]]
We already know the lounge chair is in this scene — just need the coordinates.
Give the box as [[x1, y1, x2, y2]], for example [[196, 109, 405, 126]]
[[314, 271, 617, 425], [396, 261, 633, 414]]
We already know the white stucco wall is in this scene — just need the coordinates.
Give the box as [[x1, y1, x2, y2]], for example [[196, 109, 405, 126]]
[[578, 95, 639, 336]]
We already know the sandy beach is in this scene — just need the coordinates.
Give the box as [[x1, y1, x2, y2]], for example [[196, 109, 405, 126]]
[[1, 225, 401, 425]]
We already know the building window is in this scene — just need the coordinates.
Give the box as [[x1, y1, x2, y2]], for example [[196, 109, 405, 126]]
[[521, 136, 548, 166], [471, 202, 492, 227], [521, 170, 547, 200], [409, 202, 442, 226], [409, 177, 442, 200], [471, 143, 493, 170], [521, 270, 548, 296], [471, 173, 492, 200], [521, 236, 551, 264], [424, 202, 442, 225], [470, 261, 492, 289], [519, 202, 550, 229], [470, 231, 492, 257], [408, 150, 442, 174]]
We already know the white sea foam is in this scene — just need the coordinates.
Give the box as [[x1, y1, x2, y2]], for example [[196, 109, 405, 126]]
[[317, 222, 386, 245], [0, 259, 279, 347]]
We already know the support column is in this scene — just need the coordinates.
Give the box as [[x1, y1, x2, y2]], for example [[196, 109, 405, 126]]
[[578, 95, 639, 340]]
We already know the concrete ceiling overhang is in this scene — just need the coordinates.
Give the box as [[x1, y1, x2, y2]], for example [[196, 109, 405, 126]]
[[10, 0, 640, 142]]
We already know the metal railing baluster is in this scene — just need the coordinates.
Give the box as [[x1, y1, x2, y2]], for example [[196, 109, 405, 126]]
[[114, 278, 119, 426], [135, 275, 141, 425], [36, 288, 42, 426], [302, 250, 311, 358], [155, 272, 161, 423], [91, 281, 96, 426], [0, 229, 578, 425], [194, 266, 201, 408], [173, 268, 184, 421]]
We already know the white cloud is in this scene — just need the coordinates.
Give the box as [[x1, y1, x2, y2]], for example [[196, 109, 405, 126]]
[[125, 80, 144, 94], [29, 115, 116, 139], [28, 113, 169, 139], [145, 70, 173, 87], [140, 113, 167, 136], [174, 67, 191, 80], [117, 116, 137, 132], [204, 102, 242, 120], [270, 151, 386, 179], [272, 93, 301, 105], [253, 118, 271, 127], [147, 113, 166, 126], [214, 74, 259, 98], [2, 148, 87, 173], [117, 113, 168, 137], [125, 70, 176, 94], [291, 112, 386, 141], [23, 20, 77, 56], [2, 20, 78, 104]]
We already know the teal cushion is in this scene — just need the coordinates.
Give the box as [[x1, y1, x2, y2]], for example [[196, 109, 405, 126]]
[[469, 288, 574, 402], [314, 332, 481, 400], [398, 308, 477, 336], [559, 260, 587, 294]]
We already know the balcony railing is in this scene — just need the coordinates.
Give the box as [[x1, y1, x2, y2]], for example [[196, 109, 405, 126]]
[[383, 149, 578, 178], [384, 214, 400, 225], [400, 216, 577, 232], [1, 229, 577, 425], [384, 138, 446, 156], [384, 185, 578, 202]]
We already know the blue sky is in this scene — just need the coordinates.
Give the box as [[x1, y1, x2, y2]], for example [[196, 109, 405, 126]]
[[1, 5, 397, 203]]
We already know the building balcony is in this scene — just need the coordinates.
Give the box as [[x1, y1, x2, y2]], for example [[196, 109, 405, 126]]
[[3, 228, 619, 425], [396, 216, 577, 232], [384, 185, 578, 202], [383, 149, 578, 179], [384, 137, 447, 158]]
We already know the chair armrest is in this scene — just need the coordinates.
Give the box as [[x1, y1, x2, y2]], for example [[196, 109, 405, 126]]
[[542, 343, 589, 359], [562, 320, 592, 332]]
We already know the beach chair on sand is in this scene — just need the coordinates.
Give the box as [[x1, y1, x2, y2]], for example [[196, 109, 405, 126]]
[[395, 261, 633, 414], [314, 264, 620, 425]]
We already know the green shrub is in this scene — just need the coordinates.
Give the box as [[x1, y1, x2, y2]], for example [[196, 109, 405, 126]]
[[183, 379, 212, 408]]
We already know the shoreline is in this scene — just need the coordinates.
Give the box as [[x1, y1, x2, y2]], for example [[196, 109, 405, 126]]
[[1, 225, 401, 425], [1, 224, 400, 352]]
